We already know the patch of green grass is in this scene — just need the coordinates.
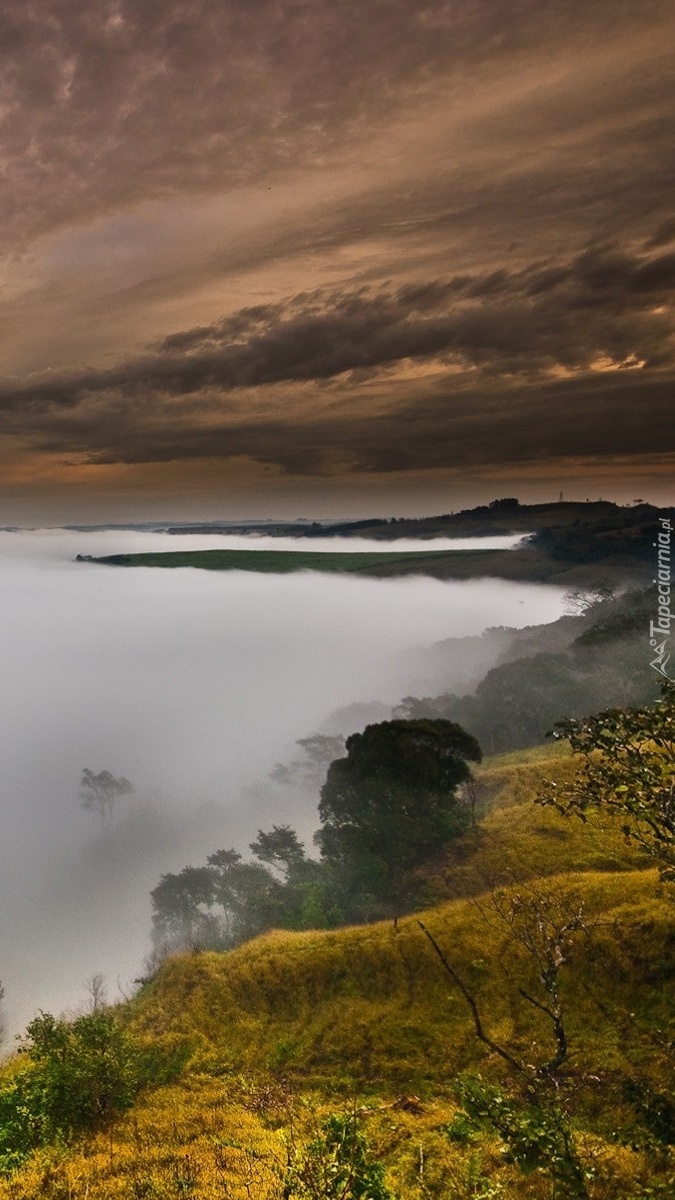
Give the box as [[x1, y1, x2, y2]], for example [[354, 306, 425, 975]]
[[84, 545, 650, 584], [89, 547, 509, 577]]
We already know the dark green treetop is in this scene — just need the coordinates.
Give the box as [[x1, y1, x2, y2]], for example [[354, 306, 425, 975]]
[[317, 719, 481, 910]]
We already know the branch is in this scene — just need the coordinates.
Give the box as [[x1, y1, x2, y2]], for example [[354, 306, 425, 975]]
[[518, 988, 568, 1076], [417, 921, 526, 1075]]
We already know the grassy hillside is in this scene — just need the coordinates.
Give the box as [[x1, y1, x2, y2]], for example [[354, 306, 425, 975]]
[[1, 746, 672, 1199]]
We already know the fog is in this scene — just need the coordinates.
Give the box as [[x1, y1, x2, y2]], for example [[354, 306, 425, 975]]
[[0, 528, 565, 1034]]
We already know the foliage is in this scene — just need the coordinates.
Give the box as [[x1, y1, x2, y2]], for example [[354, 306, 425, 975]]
[[0, 863, 673, 1195], [150, 833, 342, 956], [455, 1076, 590, 1200], [538, 681, 675, 873], [394, 588, 659, 755], [0, 1010, 144, 1170], [250, 825, 307, 878], [151, 864, 222, 952], [286, 1113, 395, 1199], [270, 735, 346, 789], [3, 724, 674, 1196], [317, 719, 481, 912], [621, 1078, 675, 1150]]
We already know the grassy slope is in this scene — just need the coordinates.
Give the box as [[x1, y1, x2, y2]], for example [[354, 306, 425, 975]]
[[2, 747, 672, 1199]]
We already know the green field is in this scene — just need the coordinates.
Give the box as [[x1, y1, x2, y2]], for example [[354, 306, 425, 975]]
[[89, 547, 502, 577], [83, 542, 649, 584]]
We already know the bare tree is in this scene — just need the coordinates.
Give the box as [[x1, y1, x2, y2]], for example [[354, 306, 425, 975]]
[[84, 972, 108, 1012], [419, 884, 592, 1200]]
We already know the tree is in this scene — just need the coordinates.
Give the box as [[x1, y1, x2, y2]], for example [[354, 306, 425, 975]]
[[538, 680, 675, 875], [150, 865, 220, 952], [0, 1009, 143, 1165], [317, 719, 481, 913], [79, 768, 134, 831], [249, 824, 306, 878], [270, 734, 346, 789]]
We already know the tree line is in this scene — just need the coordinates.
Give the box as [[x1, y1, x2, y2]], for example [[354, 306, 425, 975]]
[[150, 719, 482, 958]]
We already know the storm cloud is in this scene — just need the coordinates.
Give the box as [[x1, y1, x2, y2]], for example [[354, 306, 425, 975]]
[[1, 0, 674, 516], [1, 240, 674, 479]]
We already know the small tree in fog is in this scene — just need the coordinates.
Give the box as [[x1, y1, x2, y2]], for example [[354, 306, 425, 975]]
[[79, 768, 134, 831]]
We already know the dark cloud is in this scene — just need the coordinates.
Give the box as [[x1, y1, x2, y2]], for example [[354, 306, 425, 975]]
[[2, 240, 673, 409], [1, 236, 673, 479], [8, 367, 674, 481]]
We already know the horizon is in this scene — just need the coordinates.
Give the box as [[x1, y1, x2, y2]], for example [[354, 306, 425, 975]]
[[3, 489, 675, 532]]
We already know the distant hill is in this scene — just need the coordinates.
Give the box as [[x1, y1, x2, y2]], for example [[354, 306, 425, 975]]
[[81, 500, 672, 587]]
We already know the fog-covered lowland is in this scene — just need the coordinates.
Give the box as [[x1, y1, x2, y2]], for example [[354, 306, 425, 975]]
[[0, 527, 565, 1034]]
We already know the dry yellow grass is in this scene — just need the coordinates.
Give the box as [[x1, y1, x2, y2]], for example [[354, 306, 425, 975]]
[[0, 745, 672, 1199]]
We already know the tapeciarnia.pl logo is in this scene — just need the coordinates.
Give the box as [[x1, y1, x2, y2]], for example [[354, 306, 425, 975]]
[[650, 516, 672, 679]]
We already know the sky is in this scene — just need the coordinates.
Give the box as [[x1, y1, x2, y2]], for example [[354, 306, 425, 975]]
[[1, 0, 674, 522]]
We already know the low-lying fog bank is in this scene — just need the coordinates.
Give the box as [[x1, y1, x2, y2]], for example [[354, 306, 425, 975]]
[[0, 529, 565, 1035]]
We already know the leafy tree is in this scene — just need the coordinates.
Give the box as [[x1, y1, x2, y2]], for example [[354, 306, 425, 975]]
[[249, 824, 307, 878], [209, 852, 285, 942], [79, 768, 134, 831], [150, 865, 220, 952], [0, 1009, 188, 1173], [270, 734, 346, 789], [538, 680, 675, 874], [317, 719, 481, 913]]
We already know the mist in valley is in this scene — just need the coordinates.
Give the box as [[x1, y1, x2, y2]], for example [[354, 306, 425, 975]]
[[0, 528, 566, 1036]]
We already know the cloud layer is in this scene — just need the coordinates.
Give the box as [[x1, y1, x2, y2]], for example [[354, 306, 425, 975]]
[[1, 0, 674, 514]]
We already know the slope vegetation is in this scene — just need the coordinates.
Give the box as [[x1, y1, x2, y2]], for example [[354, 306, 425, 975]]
[[1, 747, 672, 1200]]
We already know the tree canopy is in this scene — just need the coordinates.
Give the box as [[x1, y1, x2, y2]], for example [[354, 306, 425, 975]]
[[317, 719, 481, 909], [538, 680, 675, 874]]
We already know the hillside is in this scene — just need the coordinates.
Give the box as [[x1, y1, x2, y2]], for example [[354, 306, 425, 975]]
[[395, 586, 661, 753], [80, 500, 674, 587], [1, 740, 672, 1200]]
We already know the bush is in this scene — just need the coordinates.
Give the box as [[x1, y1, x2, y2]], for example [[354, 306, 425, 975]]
[[287, 1113, 395, 1200], [0, 1009, 175, 1173]]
